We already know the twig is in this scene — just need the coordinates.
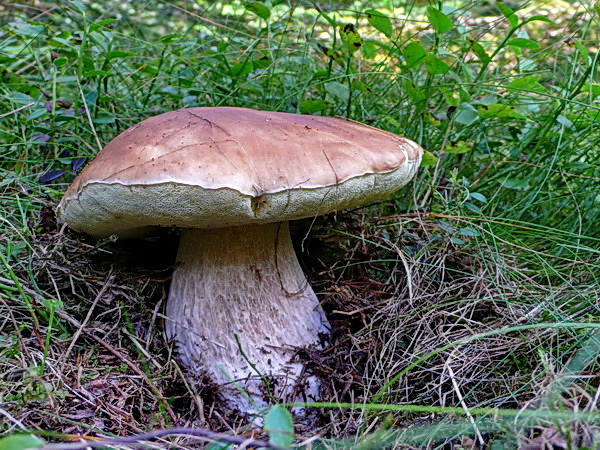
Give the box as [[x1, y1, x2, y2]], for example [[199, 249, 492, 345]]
[[60, 274, 115, 362], [37, 427, 282, 449], [0, 102, 35, 118], [77, 80, 103, 152], [444, 349, 485, 446]]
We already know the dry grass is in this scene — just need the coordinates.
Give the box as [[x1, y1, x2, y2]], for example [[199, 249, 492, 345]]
[[0, 194, 598, 447]]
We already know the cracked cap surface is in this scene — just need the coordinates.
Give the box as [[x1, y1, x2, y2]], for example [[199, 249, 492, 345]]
[[57, 107, 423, 237]]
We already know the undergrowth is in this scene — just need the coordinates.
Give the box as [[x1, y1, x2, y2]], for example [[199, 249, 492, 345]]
[[1, 0, 599, 448]]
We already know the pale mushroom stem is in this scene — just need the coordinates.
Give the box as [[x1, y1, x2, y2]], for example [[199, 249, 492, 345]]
[[166, 222, 330, 413]]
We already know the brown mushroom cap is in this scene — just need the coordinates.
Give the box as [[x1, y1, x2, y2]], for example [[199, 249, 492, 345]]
[[57, 107, 423, 237]]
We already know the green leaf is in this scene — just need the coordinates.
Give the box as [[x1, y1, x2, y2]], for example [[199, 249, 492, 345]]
[[453, 103, 479, 125], [478, 103, 527, 120], [159, 34, 185, 44], [508, 75, 546, 93], [470, 192, 487, 203], [107, 50, 137, 60], [403, 41, 427, 67], [298, 100, 328, 114], [451, 236, 466, 245], [426, 7, 453, 33], [26, 108, 47, 121], [500, 178, 529, 190], [581, 84, 600, 96], [522, 15, 555, 25], [318, 9, 337, 28], [508, 38, 540, 50], [89, 18, 116, 33], [424, 53, 450, 75], [0, 434, 45, 450], [9, 21, 46, 37], [339, 23, 363, 53], [497, 2, 518, 28], [230, 60, 254, 77], [93, 113, 115, 124], [53, 57, 68, 67], [365, 9, 393, 38], [467, 38, 490, 63], [573, 39, 589, 65], [445, 140, 471, 154], [420, 150, 438, 166], [325, 81, 350, 102], [83, 69, 113, 78], [463, 201, 482, 214], [459, 226, 481, 237], [243, 2, 271, 20], [70, 1, 86, 15], [264, 405, 294, 448]]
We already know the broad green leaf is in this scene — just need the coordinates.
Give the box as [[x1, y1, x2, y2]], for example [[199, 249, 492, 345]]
[[71, 0, 86, 15], [318, 9, 337, 28], [26, 108, 47, 121], [508, 75, 546, 93], [325, 81, 350, 102], [230, 60, 254, 77], [556, 115, 573, 129], [582, 84, 600, 96], [404, 80, 426, 103], [508, 38, 540, 50], [53, 57, 68, 67], [453, 103, 479, 125], [426, 7, 453, 33], [299, 100, 328, 114], [469, 192, 488, 203], [424, 53, 450, 75], [89, 18, 116, 33], [403, 41, 427, 67], [264, 405, 294, 448], [9, 21, 46, 37], [420, 150, 438, 166], [500, 178, 529, 189], [443, 91, 459, 107], [459, 226, 481, 237], [83, 69, 113, 78], [445, 140, 471, 154], [522, 15, 555, 25], [463, 201, 482, 214], [243, 2, 271, 20], [365, 9, 393, 38], [93, 113, 115, 124], [497, 2, 518, 27], [0, 434, 45, 450], [586, 108, 600, 121], [573, 39, 589, 65], [339, 23, 363, 53], [478, 103, 527, 120], [467, 38, 490, 63]]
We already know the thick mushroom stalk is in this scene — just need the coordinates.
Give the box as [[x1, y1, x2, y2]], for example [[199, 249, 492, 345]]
[[166, 222, 329, 412]]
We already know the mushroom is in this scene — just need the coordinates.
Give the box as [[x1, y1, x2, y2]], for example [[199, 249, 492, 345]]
[[56, 106, 423, 414]]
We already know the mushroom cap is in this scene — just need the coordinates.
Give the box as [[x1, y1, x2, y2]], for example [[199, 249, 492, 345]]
[[57, 107, 423, 237]]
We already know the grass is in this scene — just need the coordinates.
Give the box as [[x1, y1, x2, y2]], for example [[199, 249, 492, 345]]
[[1, 0, 599, 448]]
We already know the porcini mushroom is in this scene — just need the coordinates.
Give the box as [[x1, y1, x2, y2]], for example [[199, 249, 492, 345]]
[[56, 107, 423, 414]]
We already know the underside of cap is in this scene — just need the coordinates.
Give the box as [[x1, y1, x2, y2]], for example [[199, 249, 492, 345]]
[[57, 107, 423, 237]]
